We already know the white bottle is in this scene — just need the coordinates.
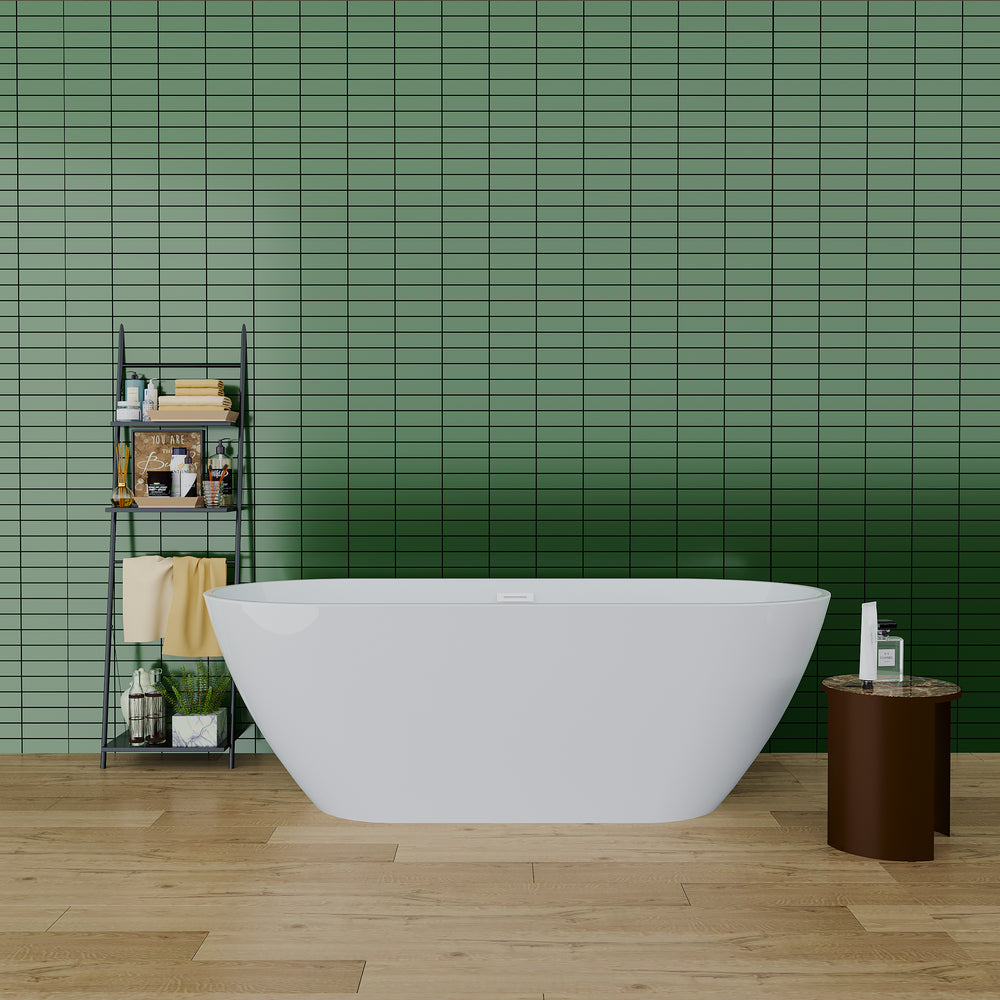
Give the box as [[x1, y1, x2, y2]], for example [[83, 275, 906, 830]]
[[142, 382, 158, 421], [169, 447, 188, 497], [859, 601, 878, 691]]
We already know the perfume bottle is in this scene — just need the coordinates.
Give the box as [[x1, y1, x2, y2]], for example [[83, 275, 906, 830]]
[[876, 620, 904, 682], [126, 670, 148, 744]]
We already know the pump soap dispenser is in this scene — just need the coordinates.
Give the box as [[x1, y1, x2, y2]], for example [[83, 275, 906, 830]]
[[206, 440, 233, 507]]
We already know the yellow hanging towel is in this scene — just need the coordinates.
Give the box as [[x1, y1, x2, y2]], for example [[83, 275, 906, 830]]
[[162, 556, 227, 657]]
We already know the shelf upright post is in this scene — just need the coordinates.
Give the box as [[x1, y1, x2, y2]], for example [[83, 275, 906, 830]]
[[101, 325, 126, 768], [228, 324, 247, 769]]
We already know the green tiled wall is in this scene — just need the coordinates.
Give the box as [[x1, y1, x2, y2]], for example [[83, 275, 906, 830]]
[[0, 0, 996, 753]]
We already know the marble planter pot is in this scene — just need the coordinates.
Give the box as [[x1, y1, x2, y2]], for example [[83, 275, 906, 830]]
[[171, 709, 228, 748]]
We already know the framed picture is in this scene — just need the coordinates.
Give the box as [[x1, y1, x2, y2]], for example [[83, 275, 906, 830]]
[[132, 429, 204, 497]]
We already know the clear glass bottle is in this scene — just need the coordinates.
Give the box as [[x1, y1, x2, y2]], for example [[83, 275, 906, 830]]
[[876, 620, 904, 682], [145, 667, 166, 745], [126, 670, 148, 744]]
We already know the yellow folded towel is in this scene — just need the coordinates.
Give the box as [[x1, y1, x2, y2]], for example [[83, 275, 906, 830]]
[[158, 396, 232, 408], [175, 378, 224, 390], [162, 556, 227, 657], [122, 556, 174, 642], [176, 386, 224, 396]]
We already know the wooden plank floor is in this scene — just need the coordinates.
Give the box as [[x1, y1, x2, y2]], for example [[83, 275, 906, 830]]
[[1, 753, 999, 999]]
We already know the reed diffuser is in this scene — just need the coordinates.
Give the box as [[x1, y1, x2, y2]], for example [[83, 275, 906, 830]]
[[111, 441, 135, 508]]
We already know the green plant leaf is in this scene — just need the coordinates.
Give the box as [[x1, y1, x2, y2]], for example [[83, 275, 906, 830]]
[[157, 660, 230, 715]]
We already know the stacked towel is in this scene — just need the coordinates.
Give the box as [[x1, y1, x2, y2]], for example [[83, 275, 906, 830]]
[[160, 379, 228, 407], [156, 376, 237, 423], [176, 378, 224, 392], [160, 379, 231, 414], [158, 395, 232, 410]]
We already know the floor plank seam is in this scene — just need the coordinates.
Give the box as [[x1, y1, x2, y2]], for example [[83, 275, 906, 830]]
[[42, 906, 70, 932], [190, 930, 212, 960]]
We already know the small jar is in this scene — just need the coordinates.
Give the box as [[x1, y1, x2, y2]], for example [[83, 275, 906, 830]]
[[146, 470, 171, 498]]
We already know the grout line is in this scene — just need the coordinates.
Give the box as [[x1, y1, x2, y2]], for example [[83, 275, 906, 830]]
[[486, 8, 491, 578], [393, 2, 398, 580], [627, 0, 632, 581], [816, 3, 823, 751], [62, 0, 68, 750], [722, 0, 727, 584], [345, 5, 351, 580], [441, 0, 445, 580], [15, 3, 21, 754], [582, 0, 586, 580], [299, 0, 304, 583], [911, 8, 916, 678], [956, 0, 964, 741], [675, 3, 679, 582]]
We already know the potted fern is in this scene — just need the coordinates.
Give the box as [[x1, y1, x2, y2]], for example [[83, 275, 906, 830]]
[[160, 661, 232, 748]]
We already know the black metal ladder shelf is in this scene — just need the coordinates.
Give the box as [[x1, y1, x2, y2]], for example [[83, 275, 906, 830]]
[[100, 324, 250, 768]]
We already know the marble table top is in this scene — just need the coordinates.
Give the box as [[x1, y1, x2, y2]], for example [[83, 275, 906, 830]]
[[822, 675, 961, 700]]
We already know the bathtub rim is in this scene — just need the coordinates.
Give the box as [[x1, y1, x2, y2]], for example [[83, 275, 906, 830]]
[[204, 577, 831, 608]]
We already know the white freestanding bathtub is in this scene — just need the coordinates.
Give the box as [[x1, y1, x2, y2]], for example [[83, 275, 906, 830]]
[[205, 578, 829, 823]]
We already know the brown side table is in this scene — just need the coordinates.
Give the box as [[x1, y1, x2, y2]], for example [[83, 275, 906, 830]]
[[822, 675, 961, 862]]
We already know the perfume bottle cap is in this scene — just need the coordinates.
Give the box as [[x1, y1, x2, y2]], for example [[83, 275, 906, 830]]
[[878, 620, 897, 630]]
